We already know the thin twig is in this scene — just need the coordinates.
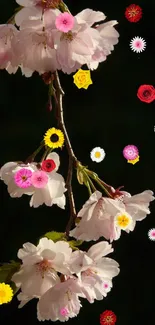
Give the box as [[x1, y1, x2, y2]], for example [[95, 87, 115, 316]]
[[54, 71, 77, 237]]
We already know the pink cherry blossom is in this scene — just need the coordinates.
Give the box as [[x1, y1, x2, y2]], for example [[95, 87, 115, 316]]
[[37, 278, 82, 321], [70, 190, 154, 242], [11, 19, 60, 74], [0, 24, 18, 74], [43, 8, 119, 74], [69, 241, 119, 303], [31, 170, 48, 188], [55, 12, 75, 33], [14, 168, 33, 188]]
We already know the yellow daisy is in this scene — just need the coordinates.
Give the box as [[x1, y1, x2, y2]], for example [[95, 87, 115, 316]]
[[44, 127, 64, 149], [115, 213, 132, 230], [0, 283, 13, 305]]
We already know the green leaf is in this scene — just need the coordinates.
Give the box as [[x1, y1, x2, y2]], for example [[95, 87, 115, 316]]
[[9, 281, 19, 295], [76, 168, 84, 185], [44, 231, 66, 242], [0, 261, 20, 284], [68, 240, 83, 250]]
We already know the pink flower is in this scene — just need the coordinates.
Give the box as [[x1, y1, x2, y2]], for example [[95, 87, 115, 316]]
[[14, 168, 33, 188], [31, 170, 48, 188], [55, 13, 75, 33], [0, 24, 18, 74], [43, 8, 119, 74], [123, 145, 139, 160], [60, 308, 69, 316], [70, 190, 154, 242], [69, 241, 119, 303], [37, 278, 82, 321], [11, 19, 60, 74]]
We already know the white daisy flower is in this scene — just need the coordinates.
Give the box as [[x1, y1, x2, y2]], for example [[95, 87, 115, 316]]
[[148, 228, 155, 241], [90, 147, 106, 163], [130, 36, 146, 53]]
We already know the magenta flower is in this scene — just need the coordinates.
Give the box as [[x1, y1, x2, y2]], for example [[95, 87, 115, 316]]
[[31, 170, 48, 188], [55, 13, 75, 33], [14, 168, 33, 188], [123, 145, 139, 160], [60, 308, 69, 316]]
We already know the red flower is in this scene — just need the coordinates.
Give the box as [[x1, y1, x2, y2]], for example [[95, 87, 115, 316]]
[[100, 310, 117, 325], [125, 4, 142, 22], [137, 85, 155, 103], [41, 159, 56, 172]]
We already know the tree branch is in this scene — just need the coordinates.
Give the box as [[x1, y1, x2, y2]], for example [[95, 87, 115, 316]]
[[54, 71, 77, 237]]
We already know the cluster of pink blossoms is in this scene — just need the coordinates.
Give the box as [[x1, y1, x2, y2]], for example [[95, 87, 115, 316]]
[[0, 0, 119, 76], [0, 152, 66, 208], [12, 238, 120, 321], [70, 189, 155, 242]]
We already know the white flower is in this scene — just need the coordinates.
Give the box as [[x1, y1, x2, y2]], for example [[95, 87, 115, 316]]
[[121, 190, 155, 221], [37, 277, 83, 322], [130, 36, 146, 53], [148, 228, 155, 241], [69, 241, 119, 303], [90, 147, 106, 163], [12, 238, 72, 298], [0, 152, 67, 208], [69, 191, 122, 242], [70, 190, 154, 242]]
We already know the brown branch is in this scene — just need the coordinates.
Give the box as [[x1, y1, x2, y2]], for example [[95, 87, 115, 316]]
[[54, 71, 77, 237]]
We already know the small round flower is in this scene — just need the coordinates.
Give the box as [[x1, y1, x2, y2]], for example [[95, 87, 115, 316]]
[[90, 147, 106, 163], [31, 170, 48, 188], [14, 168, 33, 188], [41, 159, 56, 172], [0, 283, 13, 305], [148, 228, 155, 241], [102, 280, 111, 293], [73, 69, 93, 89], [114, 213, 132, 230], [60, 308, 69, 316], [100, 310, 117, 325], [55, 12, 75, 33], [125, 4, 142, 23], [130, 36, 146, 53], [137, 85, 155, 103], [44, 127, 64, 149], [123, 145, 139, 160]]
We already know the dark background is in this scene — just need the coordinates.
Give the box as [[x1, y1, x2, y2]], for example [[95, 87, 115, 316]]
[[0, 0, 155, 324]]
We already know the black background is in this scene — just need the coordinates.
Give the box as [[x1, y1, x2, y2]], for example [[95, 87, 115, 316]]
[[0, 0, 155, 324]]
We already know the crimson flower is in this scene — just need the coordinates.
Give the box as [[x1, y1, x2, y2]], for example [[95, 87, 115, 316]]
[[125, 4, 142, 23], [100, 310, 117, 325], [137, 85, 155, 103], [41, 159, 56, 172]]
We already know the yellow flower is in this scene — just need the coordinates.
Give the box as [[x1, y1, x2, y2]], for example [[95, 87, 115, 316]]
[[115, 213, 132, 230], [128, 156, 140, 165], [0, 283, 13, 305], [73, 69, 93, 89], [44, 127, 64, 149]]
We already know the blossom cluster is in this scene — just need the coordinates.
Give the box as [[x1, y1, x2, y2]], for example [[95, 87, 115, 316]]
[[0, 152, 66, 208], [11, 238, 120, 321], [0, 0, 119, 76], [0, 1, 155, 323]]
